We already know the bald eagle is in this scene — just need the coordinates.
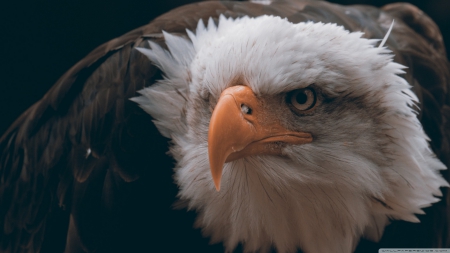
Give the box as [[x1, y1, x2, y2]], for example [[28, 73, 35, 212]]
[[0, 0, 449, 253]]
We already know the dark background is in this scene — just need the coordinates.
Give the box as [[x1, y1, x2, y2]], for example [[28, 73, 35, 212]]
[[0, 0, 449, 135]]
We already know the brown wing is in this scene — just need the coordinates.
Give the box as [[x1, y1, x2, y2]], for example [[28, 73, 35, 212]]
[[0, 2, 235, 252], [1, 0, 448, 252], [0, 24, 167, 253]]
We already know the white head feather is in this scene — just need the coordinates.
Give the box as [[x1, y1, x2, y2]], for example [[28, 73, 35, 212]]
[[132, 15, 448, 253]]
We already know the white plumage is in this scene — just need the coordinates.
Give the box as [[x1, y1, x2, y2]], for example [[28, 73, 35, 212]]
[[134, 16, 448, 253]]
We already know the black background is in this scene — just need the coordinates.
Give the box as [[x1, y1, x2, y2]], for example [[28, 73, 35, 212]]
[[0, 0, 449, 134]]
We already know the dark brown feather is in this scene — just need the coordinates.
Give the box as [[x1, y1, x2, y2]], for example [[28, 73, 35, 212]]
[[0, 0, 448, 252]]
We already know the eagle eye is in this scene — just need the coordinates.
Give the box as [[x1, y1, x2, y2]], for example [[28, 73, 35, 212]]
[[288, 88, 317, 112]]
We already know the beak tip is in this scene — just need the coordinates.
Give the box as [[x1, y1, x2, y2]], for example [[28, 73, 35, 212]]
[[209, 150, 225, 192], [213, 175, 221, 191]]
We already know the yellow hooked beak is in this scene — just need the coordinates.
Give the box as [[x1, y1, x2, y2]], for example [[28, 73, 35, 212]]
[[208, 86, 313, 191]]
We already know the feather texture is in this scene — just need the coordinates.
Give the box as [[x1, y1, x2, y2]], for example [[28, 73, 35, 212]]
[[1, 1, 449, 252], [134, 9, 449, 253]]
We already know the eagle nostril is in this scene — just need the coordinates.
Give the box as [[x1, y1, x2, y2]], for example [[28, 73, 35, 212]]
[[241, 104, 252, 115]]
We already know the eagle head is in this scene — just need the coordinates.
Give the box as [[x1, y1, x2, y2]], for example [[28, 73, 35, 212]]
[[133, 15, 448, 253]]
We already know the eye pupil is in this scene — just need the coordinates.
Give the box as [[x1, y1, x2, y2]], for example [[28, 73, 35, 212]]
[[296, 92, 308, 104], [288, 87, 317, 112]]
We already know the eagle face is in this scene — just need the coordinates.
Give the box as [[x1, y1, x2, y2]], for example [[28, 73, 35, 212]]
[[134, 15, 447, 253]]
